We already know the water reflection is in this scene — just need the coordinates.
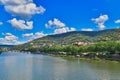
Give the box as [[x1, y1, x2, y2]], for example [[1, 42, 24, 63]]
[[0, 53, 33, 80], [0, 52, 120, 80]]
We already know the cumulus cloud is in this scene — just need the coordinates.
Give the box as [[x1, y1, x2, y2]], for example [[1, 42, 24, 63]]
[[22, 32, 47, 40], [45, 18, 66, 28], [0, 22, 3, 25], [69, 27, 76, 31], [0, 0, 32, 5], [34, 32, 46, 39], [81, 28, 93, 31], [92, 14, 109, 29], [54, 27, 68, 34], [45, 18, 76, 34], [0, 0, 46, 19], [54, 27, 76, 34], [115, 19, 120, 24], [22, 33, 33, 38], [0, 33, 22, 45], [8, 18, 33, 30]]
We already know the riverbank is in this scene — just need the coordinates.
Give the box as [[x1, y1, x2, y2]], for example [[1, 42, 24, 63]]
[[0, 50, 119, 63], [43, 53, 120, 63], [12, 41, 120, 62]]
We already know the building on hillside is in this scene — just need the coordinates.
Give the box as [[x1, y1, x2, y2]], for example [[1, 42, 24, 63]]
[[73, 42, 85, 46], [73, 42, 95, 46], [43, 43, 53, 47]]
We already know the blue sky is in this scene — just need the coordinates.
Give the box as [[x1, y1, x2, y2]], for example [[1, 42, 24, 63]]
[[0, 0, 120, 45]]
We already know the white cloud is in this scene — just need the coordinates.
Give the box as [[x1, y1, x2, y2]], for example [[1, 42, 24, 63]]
[[46, 18, 76, 34], [22, 33, 33, 38], [54, 27, 76, 34], [5, 33, 13, 36], [22, 32, 47, 40], [92, 14, 109, 29], [0, 22, 3, 25], [0, 0, 46, 19], [0, 33, 22, 45], [54, 27, 68, 34], [8, 18, 33, 30], [45, 18, 66, 28], [115, 19, 120, 24], [34, 32, 46, 39], [0, 0, 32, 5], [69, 27, 76, 31], [81, 28, 93, 31]]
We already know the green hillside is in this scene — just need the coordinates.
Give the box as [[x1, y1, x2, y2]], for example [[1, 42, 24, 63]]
[[13, 28, 120, 50]]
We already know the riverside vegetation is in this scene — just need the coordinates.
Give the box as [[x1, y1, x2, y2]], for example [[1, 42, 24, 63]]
[[44, 41, 120, 61], [12, 29, 120, 61], [12, 41, 120, 61]]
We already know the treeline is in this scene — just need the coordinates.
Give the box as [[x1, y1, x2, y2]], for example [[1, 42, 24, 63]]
[[0, 48, 3, 54], [0, 48, 9, 54], [25, 41, 120, 56]]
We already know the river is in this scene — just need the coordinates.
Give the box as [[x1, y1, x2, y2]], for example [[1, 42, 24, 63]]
[[0, 52, 120, 80]]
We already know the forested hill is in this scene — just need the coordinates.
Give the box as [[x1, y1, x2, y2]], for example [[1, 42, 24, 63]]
[[13, 28, 120, 50]]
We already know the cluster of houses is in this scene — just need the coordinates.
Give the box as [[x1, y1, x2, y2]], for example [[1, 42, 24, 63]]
[[73, 42, 95, 46], [30, 41, 95, 48]]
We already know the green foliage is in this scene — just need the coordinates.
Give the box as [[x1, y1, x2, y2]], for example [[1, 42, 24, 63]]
[[0, 47, 9, 53], [13, 29, 120, 49], [12, 29, 120, 57], [37, 41, 120, 56]]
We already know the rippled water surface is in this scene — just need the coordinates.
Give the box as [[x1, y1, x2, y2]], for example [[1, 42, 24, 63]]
[[0, 52, 120, 80]]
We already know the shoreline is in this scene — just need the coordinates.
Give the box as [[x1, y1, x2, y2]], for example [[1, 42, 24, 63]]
[[39, 53, 120, 63], [1, 51, 120, 63]]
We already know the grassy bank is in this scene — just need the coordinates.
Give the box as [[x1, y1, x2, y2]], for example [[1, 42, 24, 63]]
[[47, 54, 119, 63]]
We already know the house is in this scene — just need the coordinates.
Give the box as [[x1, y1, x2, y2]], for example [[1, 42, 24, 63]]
[[73, 42, 95, 46], [73, 42, 86, 46]]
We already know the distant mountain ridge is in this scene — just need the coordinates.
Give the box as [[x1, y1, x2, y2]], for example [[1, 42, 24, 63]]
[[0, 45, 15, 48], [13, 28, 120, 50]]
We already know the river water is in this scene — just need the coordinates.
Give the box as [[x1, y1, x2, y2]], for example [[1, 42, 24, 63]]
[[0, 52, 120, 80]]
